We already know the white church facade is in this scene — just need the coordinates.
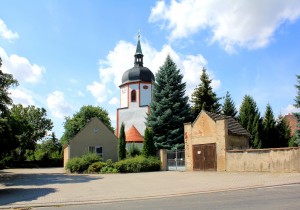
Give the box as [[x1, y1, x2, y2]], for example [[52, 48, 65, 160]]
[[116, 35, 155, 147]]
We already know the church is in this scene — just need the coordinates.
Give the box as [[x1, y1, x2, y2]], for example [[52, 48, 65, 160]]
[[116, 35, 155, 148]]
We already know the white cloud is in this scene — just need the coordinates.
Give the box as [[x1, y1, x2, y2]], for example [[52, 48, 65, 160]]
[[283, 104, 300, 115], [211, 79, 221, 90], [77, 91, 84, 97], [86, 81, 108, 103], [10, 88, 34, 106], [90, 39, 220, 103], [0, 47, 45, 83], [47, 91, 73, 119], [109, 111, 117, 130], [109, 97, 119, 105], [0, 19, 19, 40], [149, 0, 300, 53]]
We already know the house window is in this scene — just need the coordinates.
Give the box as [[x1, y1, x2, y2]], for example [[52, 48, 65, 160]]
[[88, 146, 95, 153], [131, 90, 136, 102], [96, 146, 102, 156], [88, 146, 103, 157]]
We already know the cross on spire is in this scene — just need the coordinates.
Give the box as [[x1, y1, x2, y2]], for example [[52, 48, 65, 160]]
[[134, 31, 143, 66]]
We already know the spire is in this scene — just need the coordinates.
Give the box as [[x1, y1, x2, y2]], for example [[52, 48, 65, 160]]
[[135, 33, 143, 55], [134, 32, 144, 67]]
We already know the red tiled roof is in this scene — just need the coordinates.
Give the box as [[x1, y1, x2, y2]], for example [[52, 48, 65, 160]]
[[125, 125, 143, 142]]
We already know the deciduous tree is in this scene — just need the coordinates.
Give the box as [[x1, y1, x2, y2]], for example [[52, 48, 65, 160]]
[[61, 105, 113, 145], [9, 104, 53, 160]]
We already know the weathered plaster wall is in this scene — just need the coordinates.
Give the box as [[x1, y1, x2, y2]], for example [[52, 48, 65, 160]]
[[226, 147, 300, 172], [184, 112, 228, 171], [63, 146, 69, 168]]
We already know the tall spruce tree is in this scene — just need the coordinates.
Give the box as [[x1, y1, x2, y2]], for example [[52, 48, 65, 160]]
[[142, 127, 156, 157], [222, 91, 238, 118], [147, 55, 191, 149], [276, 115, 291, 147], [262, 104, 276, 148], [293, 75, 300, 146], [118, 123, 126, 160], [238, 95, 262, 148], [191, 68, 221, 120]]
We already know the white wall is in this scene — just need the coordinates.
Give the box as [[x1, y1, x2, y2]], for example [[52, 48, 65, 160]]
[[120, 86, 128, 108], [118, 106, 148, 137], [140, 83, 152, 106], [129, 83, 139, 108]]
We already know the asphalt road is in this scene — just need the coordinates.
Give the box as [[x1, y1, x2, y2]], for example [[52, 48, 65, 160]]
[[36, 184, 300, 210]]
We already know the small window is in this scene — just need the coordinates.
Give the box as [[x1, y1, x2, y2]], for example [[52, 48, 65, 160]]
[[96, 146, 103, 157], [131, 90, 136, 102], [88, 146, 95, 153], [88, 146, 102, 157]]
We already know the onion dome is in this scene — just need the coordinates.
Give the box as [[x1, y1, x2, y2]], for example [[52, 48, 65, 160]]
[[121, 34, 155, 86]]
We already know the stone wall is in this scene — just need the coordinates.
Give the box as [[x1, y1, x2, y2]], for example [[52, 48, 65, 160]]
[[226, 147, 300, 172]]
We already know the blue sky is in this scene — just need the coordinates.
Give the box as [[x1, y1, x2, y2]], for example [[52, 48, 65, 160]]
[[0, 0, 299, 138]]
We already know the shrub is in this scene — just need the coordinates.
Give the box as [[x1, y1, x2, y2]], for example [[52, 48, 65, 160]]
[[99, 159, 118, 174], [115, 155, 161, 173], [66, 157, 83, 173], [127, 143, 141, 157], [81, 152, 101, 165], [100, 166, 118, 174], [87, 162, 106, 173], [66, 153, 101, 173]]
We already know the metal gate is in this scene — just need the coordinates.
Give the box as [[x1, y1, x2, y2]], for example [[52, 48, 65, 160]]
[[193, 143, 217, 171], [167, 149, 185, 171]]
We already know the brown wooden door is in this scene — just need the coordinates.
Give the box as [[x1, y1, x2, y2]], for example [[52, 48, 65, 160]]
[[204, 143, 217, 171], [193, 143, 217, 171], [193, 145, 202, 170]]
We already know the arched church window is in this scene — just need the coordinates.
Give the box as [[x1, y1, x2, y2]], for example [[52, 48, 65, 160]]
[[131, 90, 136, 102]]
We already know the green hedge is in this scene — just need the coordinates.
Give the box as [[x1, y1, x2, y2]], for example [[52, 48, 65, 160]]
[[66, 153, 101, 173], [87, 162, 106, 173], [66, 154, 161, 174], [115, 156, 161, 173]]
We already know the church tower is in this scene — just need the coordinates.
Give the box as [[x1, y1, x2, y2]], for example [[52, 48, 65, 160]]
[[116, 35, 155, 147]]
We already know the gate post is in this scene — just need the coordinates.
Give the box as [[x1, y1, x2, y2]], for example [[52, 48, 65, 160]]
[[159, 149, 167, 171]]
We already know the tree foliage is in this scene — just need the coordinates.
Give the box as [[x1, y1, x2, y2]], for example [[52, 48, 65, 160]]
[[9, 104, 53, 160], [275, 115, 291, 148], [0, 57, 19, 159], [262, 104, 276, 148], [293, 75, 300, 146], [61, 105, 113, 145], [142, 127, 156, 157], [118, 123, 126, 160], [238, 95, 262, 148], [221, 91, 237, 118], [28, 132, 62, 161], [0, 57, 18, 115], [147, 55, 191, 149], [191, 68, 221, 119]]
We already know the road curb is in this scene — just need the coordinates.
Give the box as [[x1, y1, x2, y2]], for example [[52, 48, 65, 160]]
[[2, 182, 300, 209]]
